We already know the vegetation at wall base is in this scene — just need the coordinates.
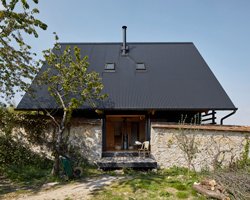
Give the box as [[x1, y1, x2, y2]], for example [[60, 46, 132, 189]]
[[0, 134, 54, 185], [0, 107, 54, 195]]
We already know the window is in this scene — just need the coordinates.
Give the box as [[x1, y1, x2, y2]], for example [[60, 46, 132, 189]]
[[136, 63, 146, 70], [105, 63, 115, 71]]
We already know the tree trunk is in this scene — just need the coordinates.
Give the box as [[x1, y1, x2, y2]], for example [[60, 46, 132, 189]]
[[52, 152, 60, 176], [52, 128, 64, 176], [52, 110, 67, 176], [193, 184, 229, 200]]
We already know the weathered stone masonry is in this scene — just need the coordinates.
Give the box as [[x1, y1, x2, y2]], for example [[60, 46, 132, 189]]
[[29, 118, 248, 169], [151, 123, 250, 171], [9, 118, 103, 164], [67, 118, 102, 164]]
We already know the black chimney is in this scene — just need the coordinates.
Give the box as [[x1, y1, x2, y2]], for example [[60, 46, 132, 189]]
[[121, 26, 128, 55]]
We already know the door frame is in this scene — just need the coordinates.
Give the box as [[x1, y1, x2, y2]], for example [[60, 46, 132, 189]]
[[102, 114, 149, 151]]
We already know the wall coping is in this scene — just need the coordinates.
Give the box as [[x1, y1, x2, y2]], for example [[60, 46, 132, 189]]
[[151, 122, 250, 133]]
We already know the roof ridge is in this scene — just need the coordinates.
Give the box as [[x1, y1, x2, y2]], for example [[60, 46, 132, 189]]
[[59, 42, 194, 45]]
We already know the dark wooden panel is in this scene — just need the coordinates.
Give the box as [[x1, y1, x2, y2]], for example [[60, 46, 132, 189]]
[[106, 121, 114, 150]]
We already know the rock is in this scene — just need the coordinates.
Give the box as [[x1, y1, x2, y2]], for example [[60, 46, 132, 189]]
[[42, 182, 59, 189]]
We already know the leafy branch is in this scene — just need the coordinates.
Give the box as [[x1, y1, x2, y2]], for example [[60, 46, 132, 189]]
[[0, 0, 47, 100]]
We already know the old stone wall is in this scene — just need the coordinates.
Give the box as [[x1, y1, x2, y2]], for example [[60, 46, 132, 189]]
[[151, 123, 250, 171], [6, 118, 103, 165], [67, 118, 102, 164]]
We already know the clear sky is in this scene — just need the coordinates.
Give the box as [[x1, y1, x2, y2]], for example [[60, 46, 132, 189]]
[[7, 0, 250, 125]]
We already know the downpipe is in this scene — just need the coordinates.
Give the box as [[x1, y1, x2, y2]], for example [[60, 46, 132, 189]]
[[220, 110, 237, 125]]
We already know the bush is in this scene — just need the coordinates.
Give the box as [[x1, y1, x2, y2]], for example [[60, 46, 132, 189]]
[[0, 106, 53, 181], [0, 135, 52, 169]]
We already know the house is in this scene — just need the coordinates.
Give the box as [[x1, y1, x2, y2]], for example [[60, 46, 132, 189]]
[[17, 26, 239, 169]]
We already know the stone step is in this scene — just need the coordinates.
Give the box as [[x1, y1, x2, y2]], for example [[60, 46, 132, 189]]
[[102, 151, 139, 157], [97, 156, 157, 169]]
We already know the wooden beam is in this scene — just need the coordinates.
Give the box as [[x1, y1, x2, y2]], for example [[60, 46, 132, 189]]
[[106, 115, 145, 118]]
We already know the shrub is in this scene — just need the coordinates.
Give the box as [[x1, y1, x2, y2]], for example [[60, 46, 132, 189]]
[[0, 107, 53, 178]]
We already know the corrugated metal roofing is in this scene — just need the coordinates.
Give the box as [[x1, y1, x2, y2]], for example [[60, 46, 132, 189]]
[[17, 42, 236, 111]]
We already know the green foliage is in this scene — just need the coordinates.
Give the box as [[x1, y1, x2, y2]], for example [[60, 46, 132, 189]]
[[160, 166, 191, 176], [39, 34, 107, 175], [0, 134, 51, 168], [0, 106, 52, 181], [176, 191, 189, 199], [122, 167, 137, 175], [241, 136, 250, 165], [229, 136, 250, 169], [0, 106, 51, 146], [0, 109, 53, 188], [0, 0, 47, 99], [41, 34, 107, 115], [159, 191, 172, 197], [0, 106, 15, 135], [0, 132, 53, 188], [3, 164, 52, 183], [172, 183, 188, 191]]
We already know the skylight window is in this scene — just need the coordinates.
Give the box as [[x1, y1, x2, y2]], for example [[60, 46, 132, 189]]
[[105, 63, 115, 71], [136, 63, 146, 70]]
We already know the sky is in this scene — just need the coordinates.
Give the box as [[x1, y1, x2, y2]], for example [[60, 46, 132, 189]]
[[4, 0, 250, 125]]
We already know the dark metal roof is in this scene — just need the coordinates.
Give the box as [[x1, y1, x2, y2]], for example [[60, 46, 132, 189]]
[[17, 42, 236, 111]]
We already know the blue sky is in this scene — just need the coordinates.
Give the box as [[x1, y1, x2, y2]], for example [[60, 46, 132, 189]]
[[8, 0, 250, 125]]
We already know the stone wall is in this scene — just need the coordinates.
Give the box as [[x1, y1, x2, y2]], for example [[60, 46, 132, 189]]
[[151, 123, 250, 171], [67, 118, 102, 164], [7, 118, 103, 165]]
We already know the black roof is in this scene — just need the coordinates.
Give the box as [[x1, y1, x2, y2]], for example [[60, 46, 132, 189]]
[[17, 42, 236, 111]]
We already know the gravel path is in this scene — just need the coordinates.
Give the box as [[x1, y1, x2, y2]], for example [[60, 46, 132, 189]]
[[3, 175, 123, 200]]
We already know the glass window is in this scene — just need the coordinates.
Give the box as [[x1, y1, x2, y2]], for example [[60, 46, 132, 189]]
[[136, 63, 146, 70], [105, 63, 115, 70]]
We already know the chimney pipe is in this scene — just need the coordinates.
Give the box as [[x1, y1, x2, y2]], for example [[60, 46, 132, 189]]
[[121, 26, 128, 55]]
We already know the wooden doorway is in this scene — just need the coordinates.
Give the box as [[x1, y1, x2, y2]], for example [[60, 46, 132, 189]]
[[105, 115, 146, 151]]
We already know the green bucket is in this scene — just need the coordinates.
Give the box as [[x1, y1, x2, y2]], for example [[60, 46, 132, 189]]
[[60, 156, 73, 178]]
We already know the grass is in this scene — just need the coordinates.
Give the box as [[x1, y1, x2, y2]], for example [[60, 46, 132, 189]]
[[0, 163, 58, 196], [0, 159, 113, 198], [1, 161, 225, 200], [176, 191, 189, 199], [80, 162, 103, 177], [3, 165, 53, 183], [91, 167, 205, 200]]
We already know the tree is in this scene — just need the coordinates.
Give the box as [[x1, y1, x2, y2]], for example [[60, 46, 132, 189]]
[[40, 35, 107, 175], [0, 0, 47, 100]]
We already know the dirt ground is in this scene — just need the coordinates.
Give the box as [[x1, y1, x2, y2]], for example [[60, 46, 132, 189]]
[[1, 175, 123, 200]]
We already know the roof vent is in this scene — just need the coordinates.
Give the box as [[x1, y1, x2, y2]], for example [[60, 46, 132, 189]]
[[121, 26, 129, 56], [105, 63, 115, 71], [136, 63, 146, 70]]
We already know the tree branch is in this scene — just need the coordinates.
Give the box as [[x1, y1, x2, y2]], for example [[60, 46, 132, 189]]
[[43, 109, 60, 129]]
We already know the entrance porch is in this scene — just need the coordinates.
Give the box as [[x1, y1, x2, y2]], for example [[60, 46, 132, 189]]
[[98, 115, 156, 169], [103, 115, 148, 151]]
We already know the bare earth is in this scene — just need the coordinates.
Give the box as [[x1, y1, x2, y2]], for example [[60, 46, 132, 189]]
[[2, 175, 123, 200]]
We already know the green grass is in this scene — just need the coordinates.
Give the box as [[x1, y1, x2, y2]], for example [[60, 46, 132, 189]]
[[0, 162, 209, 200], [0, 164, 58, 195], [91, 167, 204, 200], [176, 191, 189, 199], [80, 163, 103, 177], [3, 165, 52, 183], [171, 183, 188, 191]]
